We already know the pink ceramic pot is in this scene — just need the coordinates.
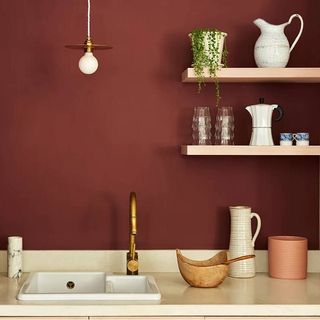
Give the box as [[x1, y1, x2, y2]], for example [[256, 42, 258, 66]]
[[268, 236, 308, 279]]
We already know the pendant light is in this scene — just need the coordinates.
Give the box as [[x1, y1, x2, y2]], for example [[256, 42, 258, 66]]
[[66, 0, 112, 74]]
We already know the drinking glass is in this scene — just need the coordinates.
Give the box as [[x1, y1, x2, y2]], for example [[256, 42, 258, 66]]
[[214, 107, 234, 145], [192, 107, 212, 145]]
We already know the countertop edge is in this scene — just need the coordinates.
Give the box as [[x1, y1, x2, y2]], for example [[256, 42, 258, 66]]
[[0, 304, 319, 317]]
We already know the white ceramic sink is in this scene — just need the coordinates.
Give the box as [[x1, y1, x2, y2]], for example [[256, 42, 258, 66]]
[[17, 272, 161, 301]]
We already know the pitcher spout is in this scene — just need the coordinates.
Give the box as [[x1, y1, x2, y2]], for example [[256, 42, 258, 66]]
[[254, 18, 285, 31], [253, 18, 269, 30]]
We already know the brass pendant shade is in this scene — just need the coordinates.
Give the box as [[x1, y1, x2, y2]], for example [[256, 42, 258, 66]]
[[65, 0, 112, 74]]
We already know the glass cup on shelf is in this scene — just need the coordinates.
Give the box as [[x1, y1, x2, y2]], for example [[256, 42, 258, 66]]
[[192, 107, 212, 145], [214, 107, 234, 145]]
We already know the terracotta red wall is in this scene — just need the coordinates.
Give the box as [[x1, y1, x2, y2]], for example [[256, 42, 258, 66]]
[[0, 0, 319, 249]]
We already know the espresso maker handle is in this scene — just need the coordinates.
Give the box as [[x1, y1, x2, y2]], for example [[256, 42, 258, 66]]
[[275, 105, 284, 121]]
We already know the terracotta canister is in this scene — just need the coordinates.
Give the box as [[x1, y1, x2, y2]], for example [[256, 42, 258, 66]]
[[268, 236, 308, 279]]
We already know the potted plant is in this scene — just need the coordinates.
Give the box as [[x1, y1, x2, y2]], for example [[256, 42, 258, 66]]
[[190, 28, 228, 106]]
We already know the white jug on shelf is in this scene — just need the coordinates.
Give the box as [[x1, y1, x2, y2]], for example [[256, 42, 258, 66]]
[[254, 14, 304, 68]]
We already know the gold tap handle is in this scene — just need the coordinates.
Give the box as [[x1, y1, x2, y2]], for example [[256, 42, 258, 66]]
[[127, 244, 138, 273], [127, 258, 139, 273]]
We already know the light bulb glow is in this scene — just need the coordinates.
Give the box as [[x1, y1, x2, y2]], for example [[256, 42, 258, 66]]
[[79, 52, 98, 74]]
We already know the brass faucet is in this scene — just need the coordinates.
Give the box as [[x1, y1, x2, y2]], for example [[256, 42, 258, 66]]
[[127, 192, 139, 275]]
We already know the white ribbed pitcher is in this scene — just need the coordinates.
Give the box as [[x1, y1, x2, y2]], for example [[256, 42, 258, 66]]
[[228, 206, 262, 278], [254, 14, 304, 67]]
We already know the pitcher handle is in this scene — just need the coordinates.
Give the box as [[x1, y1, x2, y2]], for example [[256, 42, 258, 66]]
[[288, 14, 304, 53], [251, 212, 261, 247]]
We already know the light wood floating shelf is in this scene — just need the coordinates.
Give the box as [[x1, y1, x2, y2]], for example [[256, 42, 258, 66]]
[[182, 67, 320, 83], [181, 145, 320, 156]]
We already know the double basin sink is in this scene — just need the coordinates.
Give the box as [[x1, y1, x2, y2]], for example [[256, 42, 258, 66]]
[[17, 272, 161, 301]]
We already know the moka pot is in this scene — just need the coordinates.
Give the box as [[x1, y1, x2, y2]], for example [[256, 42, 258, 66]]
[[246, 98, 283, 145]]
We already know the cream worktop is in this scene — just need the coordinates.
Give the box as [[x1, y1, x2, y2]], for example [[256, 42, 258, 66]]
[[0, 272, 319, 317]]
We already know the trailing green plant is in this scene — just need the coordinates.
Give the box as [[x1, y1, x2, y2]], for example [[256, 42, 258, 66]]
[[190, 28, 228, 106]]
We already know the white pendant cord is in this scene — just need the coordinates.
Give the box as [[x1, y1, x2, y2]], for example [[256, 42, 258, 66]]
[[87, 0, 91, 39], [79, 0, 99, 75]]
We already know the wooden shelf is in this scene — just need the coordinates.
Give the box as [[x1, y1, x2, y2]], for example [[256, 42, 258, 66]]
[[182, 67, 320, 83], [181, 145, 320, 156]]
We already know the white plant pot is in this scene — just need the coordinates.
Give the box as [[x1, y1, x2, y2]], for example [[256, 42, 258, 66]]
[[190, 31, 227, 67], [203, 31, 227, 65]]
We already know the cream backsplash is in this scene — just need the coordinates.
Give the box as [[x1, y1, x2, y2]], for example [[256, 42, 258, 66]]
[[0, 250, 319, 273]]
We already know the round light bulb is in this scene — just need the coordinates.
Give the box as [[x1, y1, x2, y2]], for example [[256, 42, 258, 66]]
[[79, 52, 98, 74]]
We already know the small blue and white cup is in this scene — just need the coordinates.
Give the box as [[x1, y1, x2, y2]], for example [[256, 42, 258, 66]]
[[280, 133, 293, 146], [293, 132, 309, 146]]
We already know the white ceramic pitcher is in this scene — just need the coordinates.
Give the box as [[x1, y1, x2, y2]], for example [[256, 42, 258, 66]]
[[228, 206, 262, 278], [254, 14, 304, 67]]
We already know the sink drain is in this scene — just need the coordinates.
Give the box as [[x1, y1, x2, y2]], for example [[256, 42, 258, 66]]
[[66, 281, 75, 289]]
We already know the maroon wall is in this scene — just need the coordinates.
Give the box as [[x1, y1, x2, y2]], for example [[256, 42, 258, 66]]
[[0, 0, 320, 249]]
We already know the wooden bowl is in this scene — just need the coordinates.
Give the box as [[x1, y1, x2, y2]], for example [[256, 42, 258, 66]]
[[176, 249, 254, 288], [176, 249, 228, 288]]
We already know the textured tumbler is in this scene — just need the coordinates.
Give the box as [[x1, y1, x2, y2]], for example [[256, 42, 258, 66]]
[[214, 107, 234, 145], [192, 107, 212, 145]]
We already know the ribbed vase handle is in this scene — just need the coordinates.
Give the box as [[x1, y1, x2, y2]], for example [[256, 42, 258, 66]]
[[251, 212, 261, 247]]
